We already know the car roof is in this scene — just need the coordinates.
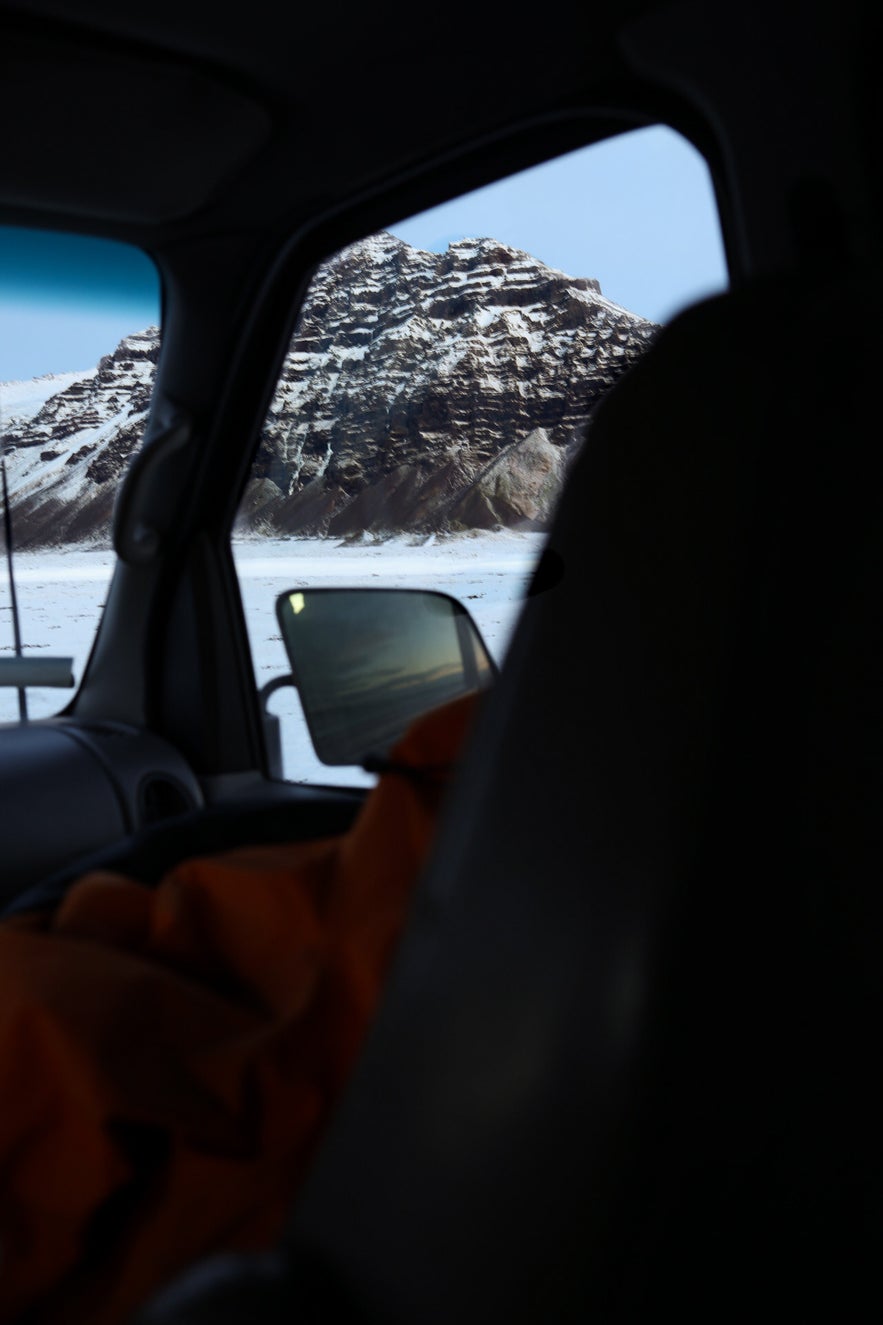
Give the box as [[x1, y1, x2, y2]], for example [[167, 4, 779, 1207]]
[[2, 2, 876, 298], [1, 1, 668, 241]]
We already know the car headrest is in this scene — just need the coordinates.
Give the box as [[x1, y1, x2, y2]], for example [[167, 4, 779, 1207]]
[[284, 272, 881, 1320], [206, 273, 879, 1323]]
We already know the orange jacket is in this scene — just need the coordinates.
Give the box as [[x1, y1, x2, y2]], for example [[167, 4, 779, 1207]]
[[0, 692, 477, 1324]]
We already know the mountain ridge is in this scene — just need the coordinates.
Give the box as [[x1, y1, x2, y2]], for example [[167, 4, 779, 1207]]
[[1, 233, 657, 546]]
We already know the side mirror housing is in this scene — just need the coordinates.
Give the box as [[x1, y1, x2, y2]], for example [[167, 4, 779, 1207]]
[[275, 587, 495, 768]]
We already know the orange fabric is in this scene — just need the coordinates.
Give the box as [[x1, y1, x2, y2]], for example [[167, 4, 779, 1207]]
[[0, 692, 477, 1324]]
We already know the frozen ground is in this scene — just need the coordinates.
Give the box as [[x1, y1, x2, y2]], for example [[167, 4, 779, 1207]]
[[0, 545, 116, 726], [0, 531, 543, 782]]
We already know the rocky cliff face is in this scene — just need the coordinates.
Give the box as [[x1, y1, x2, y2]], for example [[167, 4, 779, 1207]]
[[0, 330, 158, 547], [244, 232, 657, 537], [1, 233, 657, 547]]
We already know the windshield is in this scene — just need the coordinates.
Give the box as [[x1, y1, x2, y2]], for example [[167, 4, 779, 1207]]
[[0, 227, 160, 722]]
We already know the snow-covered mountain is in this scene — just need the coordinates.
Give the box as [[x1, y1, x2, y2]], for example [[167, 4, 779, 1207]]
[[0, 369, 98, 427], [1, 233, 657, 547], [246, 233, 658, 537], [0, 330, 157, 546]]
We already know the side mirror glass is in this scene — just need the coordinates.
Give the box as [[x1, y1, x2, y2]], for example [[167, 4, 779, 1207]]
[[276, 588, 495, 767]]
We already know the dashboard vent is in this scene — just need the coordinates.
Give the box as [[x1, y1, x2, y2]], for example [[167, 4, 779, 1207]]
[[138, 775, 197, 825]]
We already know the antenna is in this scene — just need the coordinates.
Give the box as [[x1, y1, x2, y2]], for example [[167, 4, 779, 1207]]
[[1, 434, 28, 720], [0, 397, 74, 708]]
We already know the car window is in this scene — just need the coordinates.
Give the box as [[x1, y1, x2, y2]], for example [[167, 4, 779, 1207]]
[[0, 228, 160, 723], [232, 123, 727, 784]]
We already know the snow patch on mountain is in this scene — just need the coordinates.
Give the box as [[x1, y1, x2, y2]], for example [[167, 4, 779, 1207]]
[[0, 370, 97, 428], [1, 231, 657, 548], [1, 329, 159, 546]]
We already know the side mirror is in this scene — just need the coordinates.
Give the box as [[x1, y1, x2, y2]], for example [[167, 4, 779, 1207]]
[[275, 587, 495, 768]]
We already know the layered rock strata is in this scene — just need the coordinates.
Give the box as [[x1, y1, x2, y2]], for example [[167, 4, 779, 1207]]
[[1, 330, 158, 546], [1, 234, 657, 546], [244, 233, 657, 537]]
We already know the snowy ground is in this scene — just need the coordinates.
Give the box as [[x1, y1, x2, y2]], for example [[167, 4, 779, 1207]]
[[0, 545, 116, 725], [0, 531, 543, 783]]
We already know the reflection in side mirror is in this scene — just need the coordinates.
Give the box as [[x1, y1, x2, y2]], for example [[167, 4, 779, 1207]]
[[276, 588, 495, 768]]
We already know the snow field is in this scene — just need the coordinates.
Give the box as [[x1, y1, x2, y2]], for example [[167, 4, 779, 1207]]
[[1, 532, 543, 783]]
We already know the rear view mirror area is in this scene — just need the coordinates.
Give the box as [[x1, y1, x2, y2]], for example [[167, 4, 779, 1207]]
[[276, 588, 495, 768]]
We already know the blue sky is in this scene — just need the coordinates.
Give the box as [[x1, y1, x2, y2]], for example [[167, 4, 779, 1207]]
[[0, 125, 727, 383], [0, 230, 160, 381], [391, 126, 727, 323]]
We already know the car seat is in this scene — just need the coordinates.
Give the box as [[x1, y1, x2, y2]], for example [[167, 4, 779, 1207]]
[[136, 271, 882, 1322]]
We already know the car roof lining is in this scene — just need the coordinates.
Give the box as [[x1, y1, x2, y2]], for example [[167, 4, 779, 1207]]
[[0, 22, 274, 225], [0, 1, 697, 242]]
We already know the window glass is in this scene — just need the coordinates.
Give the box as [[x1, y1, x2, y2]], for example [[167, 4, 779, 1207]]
[[232, 124, 727, 784], [0, 228, 160, 722]]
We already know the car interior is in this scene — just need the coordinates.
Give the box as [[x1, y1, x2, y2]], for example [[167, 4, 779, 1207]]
[[0, 0, 879, 1320]]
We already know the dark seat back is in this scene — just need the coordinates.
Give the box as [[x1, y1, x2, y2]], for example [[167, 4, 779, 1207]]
[[284, 273, 882, 1321]]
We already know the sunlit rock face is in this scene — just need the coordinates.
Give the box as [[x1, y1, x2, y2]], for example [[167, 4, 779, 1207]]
[[1, 234, 657, 546], [0, 330, 158, 547], [245, 232, 657, 537]]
